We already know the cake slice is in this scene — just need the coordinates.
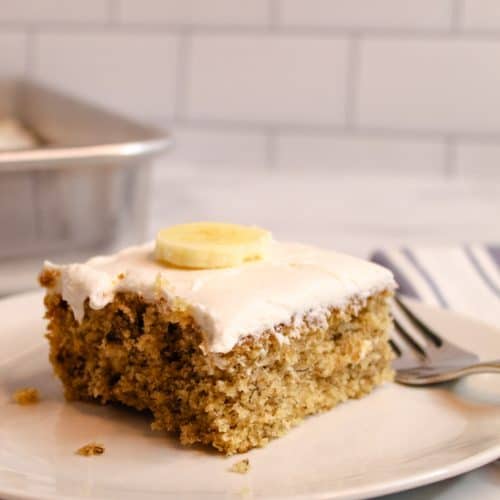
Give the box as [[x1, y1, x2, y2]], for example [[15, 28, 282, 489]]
[[39, 223, 395, 455]]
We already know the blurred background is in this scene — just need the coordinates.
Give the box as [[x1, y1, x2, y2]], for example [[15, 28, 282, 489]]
[[0, 0, 499, 294]]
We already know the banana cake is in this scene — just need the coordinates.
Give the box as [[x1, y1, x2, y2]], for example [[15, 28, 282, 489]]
[[39, 222, 396, 455]]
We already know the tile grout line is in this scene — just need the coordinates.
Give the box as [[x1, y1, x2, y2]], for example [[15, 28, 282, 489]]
[[3, 22, 500, 39], [173, 30, 192, 121], [344, 34, 361, 129]]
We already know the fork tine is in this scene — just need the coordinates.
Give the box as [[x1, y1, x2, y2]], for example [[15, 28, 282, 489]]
[[390, 297, 484, 382], [393, 319, 427, 358], [392, 296, 480, 366], [394, 296, 442, 347], [388, 338, 401, 357]]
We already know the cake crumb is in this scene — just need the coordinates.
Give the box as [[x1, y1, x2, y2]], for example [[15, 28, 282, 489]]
[[76, 443, 105, 456], [117, 272, 126, 280], [13, 387, 39, 405], [229, 458, 250, 474], [238, 486, 251, 497]]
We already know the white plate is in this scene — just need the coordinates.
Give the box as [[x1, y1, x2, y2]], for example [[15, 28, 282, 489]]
[[0, 291, 499, 500]]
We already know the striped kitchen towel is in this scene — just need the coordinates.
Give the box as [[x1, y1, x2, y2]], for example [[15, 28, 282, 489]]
[[371, 244, 500, 328]]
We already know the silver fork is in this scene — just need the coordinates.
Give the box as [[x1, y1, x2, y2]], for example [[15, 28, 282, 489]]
[[390, 296, 500, 385]]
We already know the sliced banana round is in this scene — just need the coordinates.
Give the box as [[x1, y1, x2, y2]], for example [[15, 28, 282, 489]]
[[155, 222, 272, 269]]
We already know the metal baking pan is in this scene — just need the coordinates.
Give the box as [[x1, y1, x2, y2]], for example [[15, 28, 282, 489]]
[[0, 80, 171, 294]]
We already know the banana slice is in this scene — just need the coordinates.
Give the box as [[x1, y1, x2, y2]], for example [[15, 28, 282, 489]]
[[155, 222, 272, 269]]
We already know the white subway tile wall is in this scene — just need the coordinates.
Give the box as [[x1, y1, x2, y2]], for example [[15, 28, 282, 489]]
[[34, 32, 178, 117], [279, 0, 453, 30], [0, 0, 109, 23], [358, 39, 500, 134], [0, 0, 499, 177], [186, 34, 348, 125], [461, 0, 500, 31], [119, 0, 271, 26], [163, 125, 268, 167], [275, 134, 446, 173]]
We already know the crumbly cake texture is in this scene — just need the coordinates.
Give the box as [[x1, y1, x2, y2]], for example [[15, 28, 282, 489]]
[[229, 459, 250, 474], [76, 442, 105, 456], [12, 387, 39, 405], [41, 266, 394, 454]]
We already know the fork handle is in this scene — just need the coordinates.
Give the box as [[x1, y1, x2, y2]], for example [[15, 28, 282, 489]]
[[396, 359, 500, 385], [465, 360, 500, 375]]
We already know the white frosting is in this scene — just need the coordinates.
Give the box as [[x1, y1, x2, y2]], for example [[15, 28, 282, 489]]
[[43, 241, 395, 353]]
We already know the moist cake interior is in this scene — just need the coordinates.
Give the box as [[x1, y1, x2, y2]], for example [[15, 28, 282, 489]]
[[42, 285, 393, 455]]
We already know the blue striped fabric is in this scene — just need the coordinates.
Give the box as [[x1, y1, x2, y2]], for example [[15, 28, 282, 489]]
[[371, 244, 500, 327]]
